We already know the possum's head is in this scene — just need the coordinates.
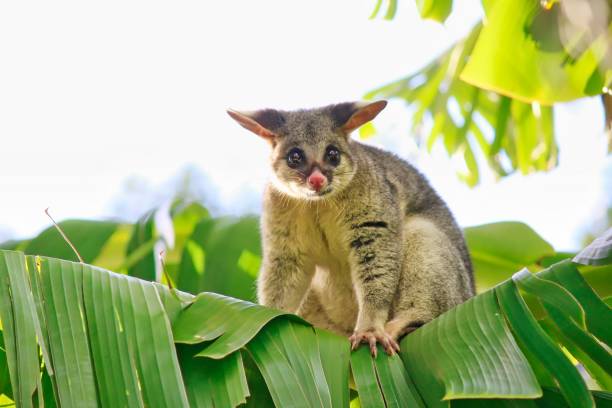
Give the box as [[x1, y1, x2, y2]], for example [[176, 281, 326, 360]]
[[228, 101, 386, 200]]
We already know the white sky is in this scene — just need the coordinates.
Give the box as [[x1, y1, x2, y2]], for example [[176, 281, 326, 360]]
[[0, 0, 609, 250]]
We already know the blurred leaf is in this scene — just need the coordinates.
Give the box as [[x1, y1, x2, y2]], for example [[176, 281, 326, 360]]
[[0, 395, 15, 407], [358, 122, 377, 139], [384, 0, 397, 19], [508, 102, 556, 176], [464, 222, 555, 291], [540, 252, 576, 268], [24, 220, 118, 264], [415, 0, 452, 22], [167, 202, 210, 266], [461, 0, 610, 103], [177, 216, 260, 300], [125, 210, 158, 281], [237, 249, 261, 279], [369, 0, 397, 20], [367, 23, 557, 185], [92, 224, 132, 271], [491, 96, 511, 154], [0, 240, 27, 251], [457, 138, 479, 187], [369, 0, 383, 19], [579, 264, 612, 299]]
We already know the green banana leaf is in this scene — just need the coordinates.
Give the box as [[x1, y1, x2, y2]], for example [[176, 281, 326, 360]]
[[460, 0, 610, 104], [0, 251, 41, 408], [464, 222, 556, 291], [24, 220, 118, 264], [0, 242, 610, 407]]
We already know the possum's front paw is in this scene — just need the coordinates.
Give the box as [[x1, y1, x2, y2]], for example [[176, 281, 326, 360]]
[[349, 328, 400, 357]]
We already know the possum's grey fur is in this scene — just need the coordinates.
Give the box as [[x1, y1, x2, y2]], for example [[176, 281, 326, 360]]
[[228, 101, 474, 353]]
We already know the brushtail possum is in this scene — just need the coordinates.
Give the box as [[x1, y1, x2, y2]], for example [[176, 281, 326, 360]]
[[228, 100, 474, 356]]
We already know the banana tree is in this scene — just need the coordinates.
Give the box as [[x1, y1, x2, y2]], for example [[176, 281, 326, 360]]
[[0, 228, 610, 407]]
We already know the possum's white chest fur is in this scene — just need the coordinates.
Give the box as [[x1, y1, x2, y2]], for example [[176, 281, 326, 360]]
[[294, 206, 359, 333]]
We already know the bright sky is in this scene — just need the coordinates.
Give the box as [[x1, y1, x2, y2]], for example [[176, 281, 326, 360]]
[[0, 0, 609, 250]]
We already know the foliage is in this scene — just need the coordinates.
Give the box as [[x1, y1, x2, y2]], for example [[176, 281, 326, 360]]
[[367, 0, 612, 185], [3, 204, 610, 300], [366, 24, 556, 186], [1, 206, 610, 406], [1, 203, 260, 303], [0, 239, 610, 407]]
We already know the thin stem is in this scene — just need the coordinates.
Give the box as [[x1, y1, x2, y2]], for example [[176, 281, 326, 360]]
[[44, 208, 84, 263], [159, 250, 173, 290]]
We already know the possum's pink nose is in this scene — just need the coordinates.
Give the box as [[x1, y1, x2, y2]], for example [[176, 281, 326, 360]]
[[307, 169, 327, 192]]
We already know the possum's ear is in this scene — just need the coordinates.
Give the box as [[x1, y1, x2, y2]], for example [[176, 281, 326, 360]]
[[331, 100, 387, 134], [227, 109, 285, 141]]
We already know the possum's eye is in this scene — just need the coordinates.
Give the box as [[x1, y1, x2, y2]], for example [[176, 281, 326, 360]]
[[325, 145, 340, 166], [286, 147, 306, 168]]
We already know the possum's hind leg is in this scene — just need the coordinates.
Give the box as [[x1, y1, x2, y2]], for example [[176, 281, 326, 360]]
[[386, 217, 470, 340]]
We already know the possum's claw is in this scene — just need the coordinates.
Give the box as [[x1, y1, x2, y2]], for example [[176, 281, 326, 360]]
[[349, 328, 400, 357]]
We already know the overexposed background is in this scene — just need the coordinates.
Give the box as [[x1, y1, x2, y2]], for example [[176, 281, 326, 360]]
[[0, 0, 610, 250]]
